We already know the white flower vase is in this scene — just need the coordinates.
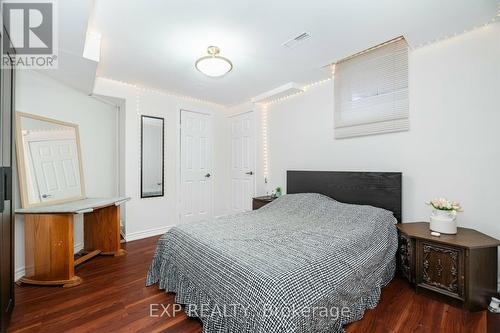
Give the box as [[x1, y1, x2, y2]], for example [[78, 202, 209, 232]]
[[430, 209, 457, 234]]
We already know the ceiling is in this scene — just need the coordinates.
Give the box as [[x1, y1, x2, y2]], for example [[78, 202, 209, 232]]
[[38, 0, 98, 94], [90, 0, 498, 105]]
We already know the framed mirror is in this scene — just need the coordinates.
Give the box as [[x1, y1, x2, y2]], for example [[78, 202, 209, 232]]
[[15, 112, 86, 208], [141, 115, 164, 198]]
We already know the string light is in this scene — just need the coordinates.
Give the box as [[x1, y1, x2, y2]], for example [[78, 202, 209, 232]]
[[97, 75, 333, 115], [255, 77, 333, 185], [261, 104, 269, 181], [135, 87, 140, 115], [257, 77, 333, 106], [414, 16, 498, 49], [97, 76, 226, 108], [302, 78, 332, 91], [100, 11, 500, 192]]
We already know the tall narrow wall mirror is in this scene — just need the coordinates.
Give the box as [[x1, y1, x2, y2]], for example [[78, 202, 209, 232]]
[[141, 115, 164, 198], [15, 112, 86, 208]]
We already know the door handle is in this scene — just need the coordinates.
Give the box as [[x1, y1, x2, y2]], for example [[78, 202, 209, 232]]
[[0, 167, 12, 213], [245, 171, 254, 175], [42, 194, 52, 199], [0, 167, 3, 213], [205, 173, 211, 178], [2, 167, 12, 201]]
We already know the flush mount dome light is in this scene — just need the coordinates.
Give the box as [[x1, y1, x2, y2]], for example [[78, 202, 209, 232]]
[[195, 46, 233, 77]]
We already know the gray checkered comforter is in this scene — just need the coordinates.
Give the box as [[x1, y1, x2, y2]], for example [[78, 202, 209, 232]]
[[146, 193, 398, 332]]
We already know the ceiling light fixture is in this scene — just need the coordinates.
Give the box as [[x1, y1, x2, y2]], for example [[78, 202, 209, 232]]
[[195, 46, 233, 77]]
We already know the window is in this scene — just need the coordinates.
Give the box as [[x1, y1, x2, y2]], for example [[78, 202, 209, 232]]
[[334, 37, 409, 139]]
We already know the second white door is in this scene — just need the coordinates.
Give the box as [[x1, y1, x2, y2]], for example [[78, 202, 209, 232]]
[[180, 110, 213, 223], [230, 112, 255, 213]]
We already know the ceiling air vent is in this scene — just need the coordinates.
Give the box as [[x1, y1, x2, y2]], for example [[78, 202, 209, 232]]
[[282, 32, 311, 48]]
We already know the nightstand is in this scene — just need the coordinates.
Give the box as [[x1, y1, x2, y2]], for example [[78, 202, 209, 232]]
[[252, 196, 276, 210], [397, 222, 500, 311]]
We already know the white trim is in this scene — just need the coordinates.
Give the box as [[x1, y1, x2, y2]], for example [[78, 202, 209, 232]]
[[89, 94, 120, 108], [114, 104, 121, 207], [251, 110, 258, 199], [176, 109, 182, 223], [180, 109, 211, 116], [15, 267, 25, 281], [227, 110, 253, 118], [125, 226, 172, 242], [74, 242, 83, 253]]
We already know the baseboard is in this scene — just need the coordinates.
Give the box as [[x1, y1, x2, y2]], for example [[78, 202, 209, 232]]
[[125, 226, 172, 242], [74, 242, 83, 253], [14, 242, 84, 281], [15, 266, 25, 281]]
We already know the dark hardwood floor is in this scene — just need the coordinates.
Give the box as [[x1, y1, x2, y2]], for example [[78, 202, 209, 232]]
[[8, 236, 487, 333]]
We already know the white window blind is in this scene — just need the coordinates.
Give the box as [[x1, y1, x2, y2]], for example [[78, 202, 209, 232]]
[[334, 37, 409, 139]]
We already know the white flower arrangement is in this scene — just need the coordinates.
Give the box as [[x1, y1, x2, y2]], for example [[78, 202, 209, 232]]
[[426, 198, 463, 214]]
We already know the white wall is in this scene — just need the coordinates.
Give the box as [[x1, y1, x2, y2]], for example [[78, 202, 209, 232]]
[[14, 22, 499, 283], [14, 70, 119, 279], [93, 78, 230, 241], [256, 24, 500, 279]]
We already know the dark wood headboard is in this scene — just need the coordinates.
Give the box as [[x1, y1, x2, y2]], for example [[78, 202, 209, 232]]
[[287, 171, 402, 223]]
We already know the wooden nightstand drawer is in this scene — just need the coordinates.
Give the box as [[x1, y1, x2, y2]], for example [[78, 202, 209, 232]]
[[252, 196, 276, 210], [416, 242, 464, 300]]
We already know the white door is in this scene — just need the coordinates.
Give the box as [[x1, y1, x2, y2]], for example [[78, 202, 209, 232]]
[[180, 110, 213, 223], [230, 112, 255, 213], [28, 139, 81, 202]]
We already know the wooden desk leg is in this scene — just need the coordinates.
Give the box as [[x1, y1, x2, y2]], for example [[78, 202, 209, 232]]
[[84, 205, 126, 256], [20, 214, 82, 288]]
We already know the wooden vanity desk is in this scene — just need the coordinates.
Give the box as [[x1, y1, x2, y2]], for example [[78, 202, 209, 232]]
[[16, 197, 129, 287]]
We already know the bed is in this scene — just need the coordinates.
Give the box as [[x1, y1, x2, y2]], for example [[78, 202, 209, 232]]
[[147, 171, 402, 332]]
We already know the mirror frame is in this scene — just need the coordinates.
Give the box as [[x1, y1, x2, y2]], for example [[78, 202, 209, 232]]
[[140, 115, 165, 198], [14, 112, 86, 208]]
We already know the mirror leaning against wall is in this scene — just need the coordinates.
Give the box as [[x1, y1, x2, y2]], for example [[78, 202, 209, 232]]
[[141, 115, 164, 198], [15, 112, 86, 208]]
